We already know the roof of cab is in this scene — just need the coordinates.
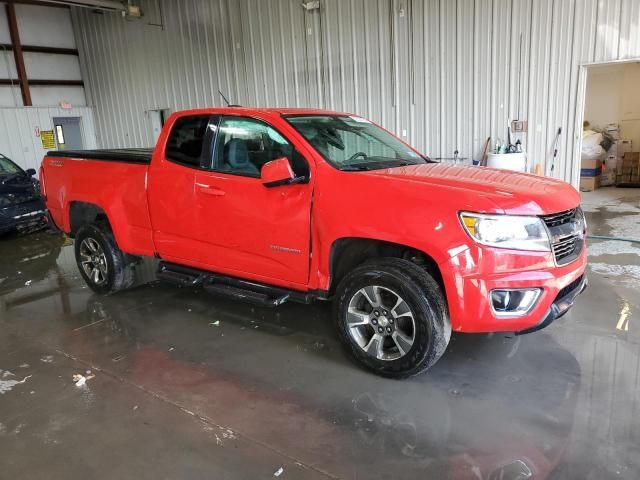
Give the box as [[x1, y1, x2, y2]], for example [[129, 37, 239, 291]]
[[265, 107, 352, 116], [171, 106, 353, 118]]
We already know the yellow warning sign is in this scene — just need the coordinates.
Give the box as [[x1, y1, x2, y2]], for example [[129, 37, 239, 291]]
[[41, 130, 56, 150]]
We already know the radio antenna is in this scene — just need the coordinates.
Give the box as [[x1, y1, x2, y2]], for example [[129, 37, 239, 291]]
[[218, 89, 231, 106]]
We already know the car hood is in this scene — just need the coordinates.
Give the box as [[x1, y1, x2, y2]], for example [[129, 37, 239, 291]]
[[365, 163, 581, 215], [0, 174, 35, 195]]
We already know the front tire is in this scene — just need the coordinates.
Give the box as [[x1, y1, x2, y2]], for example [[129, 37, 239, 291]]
[[74, 223, 135, 294], [334, 258, 451, 378]]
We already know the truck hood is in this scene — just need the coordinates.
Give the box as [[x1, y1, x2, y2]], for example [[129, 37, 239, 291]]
[[366, 163, 580, 215]]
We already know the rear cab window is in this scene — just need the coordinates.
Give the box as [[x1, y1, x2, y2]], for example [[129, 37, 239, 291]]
[[165, 115, 214, 168]]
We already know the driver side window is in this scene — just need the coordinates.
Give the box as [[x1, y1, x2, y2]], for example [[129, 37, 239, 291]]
[[214, 117, 308, 178]]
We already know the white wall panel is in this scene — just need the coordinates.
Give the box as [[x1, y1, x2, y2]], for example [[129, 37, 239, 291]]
[[472, 0, 492, 162], [29, 86, 86, 107], [0, 49, 17, 79], [546, 0, 577, 180], [0, 106, 96, 171], [0, 86, 20, 107], [24, 52, 82, 81], [15, 3, 76, 49], [0, 4, 10, 44], [72, 0, 640, 185], [456, 0, 474, 161], [619, 0, 640, 59]]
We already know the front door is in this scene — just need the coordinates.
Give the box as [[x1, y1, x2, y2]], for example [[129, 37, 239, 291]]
[[193, 115, 313, 287]]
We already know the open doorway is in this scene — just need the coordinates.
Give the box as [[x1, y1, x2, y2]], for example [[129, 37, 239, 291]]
[[148, 108, 171, 143], [580, 61, 640, 191]]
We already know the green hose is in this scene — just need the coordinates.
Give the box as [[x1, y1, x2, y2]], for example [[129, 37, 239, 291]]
[[587, 234, 640, 245]]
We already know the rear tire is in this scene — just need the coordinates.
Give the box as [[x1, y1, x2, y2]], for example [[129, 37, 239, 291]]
[[333, 258, 451, 378], [74, 223, 135, 294]]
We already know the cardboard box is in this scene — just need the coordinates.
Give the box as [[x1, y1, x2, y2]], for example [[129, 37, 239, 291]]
[[619, 140, 633, 154], [580, 156, 602, 190], [618, 152, 640, 184], [604, 154, 618, 170], [581, 158, 602, 178], [580, 176, 600, 191], [601, 170, 616, 186], [581, 157, 602, 169]]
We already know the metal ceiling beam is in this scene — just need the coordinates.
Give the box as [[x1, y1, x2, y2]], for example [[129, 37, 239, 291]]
[[5, 0, 126, 10], [3, 1, 70, 8], [0, 79, 84, 86], [0, 43, 79, 55], [5, 2, 31, 106], [24, 0, 126, 11]]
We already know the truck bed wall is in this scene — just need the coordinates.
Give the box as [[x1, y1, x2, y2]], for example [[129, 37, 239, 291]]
[[43, 156, 155, 256]]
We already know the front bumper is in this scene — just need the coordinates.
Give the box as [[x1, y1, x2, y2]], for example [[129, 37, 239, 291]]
[[441, 241, 587, 333], [0, 200, 48, 234], [516, 274, 587, 335]]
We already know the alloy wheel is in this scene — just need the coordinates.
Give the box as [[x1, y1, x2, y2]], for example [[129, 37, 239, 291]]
[[79, 237, 108, 285], [346, 285, 416, 361]]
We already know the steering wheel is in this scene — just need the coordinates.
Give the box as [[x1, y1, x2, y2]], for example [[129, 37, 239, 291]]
[[347, 151, 368, 163]]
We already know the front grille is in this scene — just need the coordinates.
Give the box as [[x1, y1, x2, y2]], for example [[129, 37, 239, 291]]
[[553, 234, 582, 263], [540, 208, 584, 265], [541, 208, 576, 227]]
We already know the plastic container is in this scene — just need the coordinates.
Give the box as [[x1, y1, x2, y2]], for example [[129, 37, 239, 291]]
[[486, 153, 527, 172]]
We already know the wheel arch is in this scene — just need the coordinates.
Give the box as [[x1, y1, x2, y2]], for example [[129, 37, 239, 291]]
[[68, 201, 112, 237], [328, 237, 445, 295]]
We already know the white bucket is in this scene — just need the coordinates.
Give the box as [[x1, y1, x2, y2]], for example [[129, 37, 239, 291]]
[[486, 153, 527, 172]]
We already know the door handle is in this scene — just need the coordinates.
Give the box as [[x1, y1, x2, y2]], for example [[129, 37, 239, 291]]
[[196, 183, 225, 196]]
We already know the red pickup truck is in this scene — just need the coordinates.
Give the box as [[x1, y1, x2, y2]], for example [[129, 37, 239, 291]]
[[41, 107, 587, 377]]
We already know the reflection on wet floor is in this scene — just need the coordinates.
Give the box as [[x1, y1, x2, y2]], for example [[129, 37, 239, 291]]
[[1, 188, 640, 479]]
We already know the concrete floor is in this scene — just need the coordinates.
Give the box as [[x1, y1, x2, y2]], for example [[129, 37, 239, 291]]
[[1, 187, 639, 479]]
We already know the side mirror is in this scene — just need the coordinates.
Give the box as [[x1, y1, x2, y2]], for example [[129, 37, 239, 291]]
[[25, 168, 36, 177], [261, 157, 296, 188]]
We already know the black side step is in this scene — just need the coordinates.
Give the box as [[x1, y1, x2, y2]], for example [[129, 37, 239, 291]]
[[157, 264, 204, 287], [204, 284, 290, 307], [156, 261, 318, 307]]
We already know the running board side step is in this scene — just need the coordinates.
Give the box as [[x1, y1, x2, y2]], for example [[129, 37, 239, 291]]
[[203, 284, 290, 307], [156, 261, 318, 307], [156, 266, 205, 287]]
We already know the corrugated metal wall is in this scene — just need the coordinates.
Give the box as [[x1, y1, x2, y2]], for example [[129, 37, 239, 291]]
[[71, 0, 640, 186]]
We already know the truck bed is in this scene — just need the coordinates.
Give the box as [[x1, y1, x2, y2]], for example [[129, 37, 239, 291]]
[[42, 149, 155, 256], [46, 148, 153, 164]]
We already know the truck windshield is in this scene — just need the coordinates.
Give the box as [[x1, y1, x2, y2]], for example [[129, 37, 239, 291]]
[[285, 115, 429, 171], [0, 155, 22, 175]]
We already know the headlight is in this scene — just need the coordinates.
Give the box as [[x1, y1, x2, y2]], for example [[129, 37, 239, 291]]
[[576, 205, 587, 232], [459, 212, 551, 251]]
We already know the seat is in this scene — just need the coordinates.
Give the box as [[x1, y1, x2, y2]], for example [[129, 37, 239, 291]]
[[223, 138, 259, 176]]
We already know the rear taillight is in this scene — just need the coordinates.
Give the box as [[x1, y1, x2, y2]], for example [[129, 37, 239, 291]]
[[39, 166, 47, 200]]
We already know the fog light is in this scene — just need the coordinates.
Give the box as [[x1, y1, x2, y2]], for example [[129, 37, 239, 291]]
[[490, 288, 541, 317]]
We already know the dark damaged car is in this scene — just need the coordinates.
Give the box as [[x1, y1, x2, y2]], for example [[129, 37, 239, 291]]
[[0, 154, 48, 235]]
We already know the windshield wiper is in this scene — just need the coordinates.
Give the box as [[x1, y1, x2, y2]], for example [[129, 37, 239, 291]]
[[339, 164, 371, 171], [373, 159, 424, 168]]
